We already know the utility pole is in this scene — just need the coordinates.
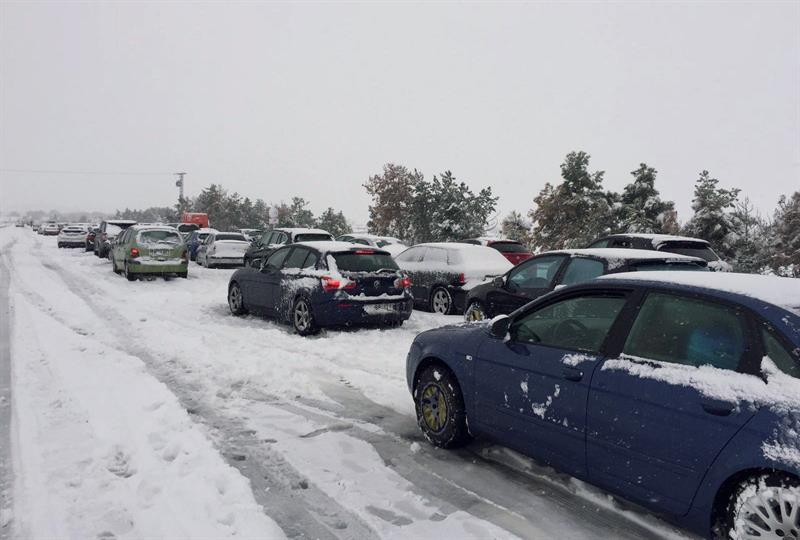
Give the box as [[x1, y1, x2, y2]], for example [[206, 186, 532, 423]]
[[174, 172, 186, 211]]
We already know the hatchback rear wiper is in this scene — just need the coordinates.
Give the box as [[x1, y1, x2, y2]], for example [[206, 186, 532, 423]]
[[375, 268, 397, 274]]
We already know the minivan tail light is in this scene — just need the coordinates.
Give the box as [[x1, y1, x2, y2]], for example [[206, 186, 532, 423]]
[[130, 248, 140, 258], [394, 276, 412, 289]]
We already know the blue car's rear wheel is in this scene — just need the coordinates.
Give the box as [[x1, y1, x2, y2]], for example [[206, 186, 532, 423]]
[[292, 296, 318, 336], [720, 474, 800, 540], [228, 282, 247, 315], [415, 365, 471, 448]]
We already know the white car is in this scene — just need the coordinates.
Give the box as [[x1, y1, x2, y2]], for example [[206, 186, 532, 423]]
[[42, 222, 60, 236], [57, 225, 88, 248], [196, 232, 251, 268], [336, 233, 408, 257]]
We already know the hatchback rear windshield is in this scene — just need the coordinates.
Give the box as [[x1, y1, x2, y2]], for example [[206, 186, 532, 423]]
[[296, 233, 333, 242], [216, 233, 246, 241], [658, 242, 719, 262], [332, 252, 398, 273], [138, 230, 182, 245], [490, 242, 528, 253], [106, 224, 122, 236]]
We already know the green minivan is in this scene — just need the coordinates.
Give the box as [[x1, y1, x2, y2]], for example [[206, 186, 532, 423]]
[[111, 225, 189, 281]]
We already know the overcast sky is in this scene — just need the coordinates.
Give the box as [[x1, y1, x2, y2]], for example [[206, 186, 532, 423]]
[[1, 1, 798, 225]]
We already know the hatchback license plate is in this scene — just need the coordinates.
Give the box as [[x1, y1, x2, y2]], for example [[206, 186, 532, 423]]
[[364, 303, 396, 314]]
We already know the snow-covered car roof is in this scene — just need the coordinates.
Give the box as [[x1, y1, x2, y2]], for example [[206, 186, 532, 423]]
[[276, 228, 332, 236], [192, 228, 218, 234], [342, 233, 404, 243], [608, 233, 711, 247], [413, 242, 501, 251], [550, 248, 704, 263], [294, 241, 391, 253], [463, 237, 520, 244], [104, 219, 138, 225], [599, 271, 800, 317], [129, 224, 181, 232]]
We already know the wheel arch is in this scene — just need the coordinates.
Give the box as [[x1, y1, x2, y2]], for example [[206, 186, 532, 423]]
[[412, 356, 460, 395]]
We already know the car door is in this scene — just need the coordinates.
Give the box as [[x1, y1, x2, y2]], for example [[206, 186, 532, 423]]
[[395, 247, 427, 302], [485, 255, 567, 315], [247, 247, 292, 313], [474, 290, 631, 478], [587, 290, 759, 516], [275, 247, 311, 313]]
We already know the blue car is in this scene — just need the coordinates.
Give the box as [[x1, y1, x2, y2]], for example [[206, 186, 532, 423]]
[[406, 271, 800, 539], [185, 228, 217, 261], [228, 241, 414, 335]]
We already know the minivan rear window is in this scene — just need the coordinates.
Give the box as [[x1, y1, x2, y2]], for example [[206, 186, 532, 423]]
[[332, 252, 398, 273], [139, 230, 182, 245]]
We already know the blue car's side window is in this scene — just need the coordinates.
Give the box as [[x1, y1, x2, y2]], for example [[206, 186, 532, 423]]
[[761, 328, 800, 379], [623, 293, 745, 371], [510, 294, 627, 352]]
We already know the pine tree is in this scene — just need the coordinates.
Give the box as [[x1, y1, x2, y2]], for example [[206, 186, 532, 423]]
[[682, 171, 740, 259], [363, 163, 422, 241], [500, 211, 531, 246], [770, 191, 800, 277], [316, 207, 350, 237], [617, 164, 676, 233], [528, 151, 614, 250], [286, 197, 315, 228], [729, 197, 770, 273]]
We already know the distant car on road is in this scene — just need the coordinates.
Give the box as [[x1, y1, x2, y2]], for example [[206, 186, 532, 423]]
[[110, 225, 188, 281], [587, 233, 731, 271], [228, 242, 413, 335], [335, 233, 408, 257], [243, 228, 334, 268], [185, 228, 218, 261], [95, 220, 137, 258], [196, 232, 250, 268], [42, 222, 60, 236], [463, 248, 708, 321], [407, 271, 800, 540], [57, 225, 88, 248], [394, 243, 512, 315], [461, 238, 533, 265]]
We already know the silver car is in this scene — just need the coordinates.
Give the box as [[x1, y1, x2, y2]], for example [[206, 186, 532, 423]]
[[57, 225, 88, 248], [196, 232, 251, 268]]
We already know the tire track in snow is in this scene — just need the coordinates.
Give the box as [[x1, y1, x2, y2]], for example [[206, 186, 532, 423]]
[[0, 238, 16, 538], [17, 246, 377, 540]]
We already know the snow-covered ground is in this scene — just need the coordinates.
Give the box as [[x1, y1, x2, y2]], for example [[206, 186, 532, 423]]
[[0, 226, 696, 539]]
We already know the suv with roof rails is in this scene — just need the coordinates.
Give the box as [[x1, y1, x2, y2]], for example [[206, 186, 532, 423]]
[[244, 228, 334, 268], [587, 233, 731, 271]]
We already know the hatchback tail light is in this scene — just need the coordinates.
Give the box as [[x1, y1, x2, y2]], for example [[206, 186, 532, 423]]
[[130, 248, 140, 258], [321, 276, 357, 292], [394, 276, 412, 289], [455, 273, 466, 286], [181, 250, 188, 260]]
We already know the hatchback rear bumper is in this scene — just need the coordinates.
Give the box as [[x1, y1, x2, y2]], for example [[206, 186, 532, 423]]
[[314, 298, 414, 327], [128, 259, 188, 274]]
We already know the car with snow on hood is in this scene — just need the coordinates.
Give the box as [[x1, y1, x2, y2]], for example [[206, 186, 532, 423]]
[[228, 241, 413, 335], [588, 233, 732, 272], [110, 225, 188, 281], [394, 242, 513, 315], [463, 248, 708, 321], [196, 231, 250, 268], [407, 271, 800, 540]]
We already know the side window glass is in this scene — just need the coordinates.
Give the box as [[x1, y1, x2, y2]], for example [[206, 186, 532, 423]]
[[396, 247, 423, 262], [762, 328, 800, 379], [424, 248, 448, 265], [560, 258, 605, 286], [353, 238, 370, 246], [283, 248, 308, 269], [301, 252, 319, 269], [623, 293, 746, 371], [278, 233, 289, 244], [509, 256, 564, 289], [590, 239, 610, 248], [611, 238, 633, 248], [510, 294, 627, 352], [264, 248, 290, 270]]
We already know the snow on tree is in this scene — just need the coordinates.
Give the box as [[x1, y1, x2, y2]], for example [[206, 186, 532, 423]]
[[315, 207, 350, 237], [770, 191, 800, 277], [363, 163, 422, 240], [500, 211, 532, 246], [528, 151, 614, 250], [681, 171, 740, 259], [616, 163, 676, 233], [729, 197, 771, 273]]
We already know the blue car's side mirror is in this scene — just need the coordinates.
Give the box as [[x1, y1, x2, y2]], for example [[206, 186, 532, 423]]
[[489, 315, 511, 339]]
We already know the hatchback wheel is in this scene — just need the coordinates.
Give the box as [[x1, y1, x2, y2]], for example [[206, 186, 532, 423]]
[[228, 282, 247, 315], [430, 287, 453, 315], [414, 365, 471, 448], [124, 261, 136, 282], [722, 475, 800, 540], [111, 257, 121, 274], [292, 296, 318, 336], [464, 301, 486, 322]]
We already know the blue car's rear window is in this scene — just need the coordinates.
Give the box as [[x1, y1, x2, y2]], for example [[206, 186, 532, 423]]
[[332, 252, 398, 273]]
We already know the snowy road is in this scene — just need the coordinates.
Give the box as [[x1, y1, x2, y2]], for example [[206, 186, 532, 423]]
[[0, 226, 698, 539]]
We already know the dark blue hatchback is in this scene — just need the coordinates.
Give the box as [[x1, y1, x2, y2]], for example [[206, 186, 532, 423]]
[[228, 241, 413, 335], [406, 272, 800, 539]]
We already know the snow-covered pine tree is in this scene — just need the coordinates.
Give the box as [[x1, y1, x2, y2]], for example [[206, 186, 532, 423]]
[[617, 163, 676, 233], [363, 163, 422, 242], [316, 207, 350, 237], [500, 211, 532, 246], [770, 191, 800, 277], [681, 171, 740, 259]]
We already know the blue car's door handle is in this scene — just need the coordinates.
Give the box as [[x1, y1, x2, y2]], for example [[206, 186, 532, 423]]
[[700, 399, 735, 416], [561, 367, 583, 381]]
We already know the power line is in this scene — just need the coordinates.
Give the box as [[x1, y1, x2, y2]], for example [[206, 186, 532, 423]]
[[0, 168, 172, 176]]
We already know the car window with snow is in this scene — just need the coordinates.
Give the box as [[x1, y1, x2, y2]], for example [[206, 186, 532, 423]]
[[294, 233, 332, 242], [106, 223, 122, 236], [332, 252, 398, 273], [264, 247, 290, 269], [490, 241, 527, 253], [283, 247, 310, 269], [215, 233, 246, 241], [623, 292, 745, 371], [560, 257, 605, 286], [423, 247, 448, 265], [395, 247, 424, 262], [511, 294, 627, 351], [138, 230, 182, 245], [761, 328, 799, 379]]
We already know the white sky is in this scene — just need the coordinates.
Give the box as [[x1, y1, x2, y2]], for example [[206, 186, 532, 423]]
[[1, 1, 798, 224]]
